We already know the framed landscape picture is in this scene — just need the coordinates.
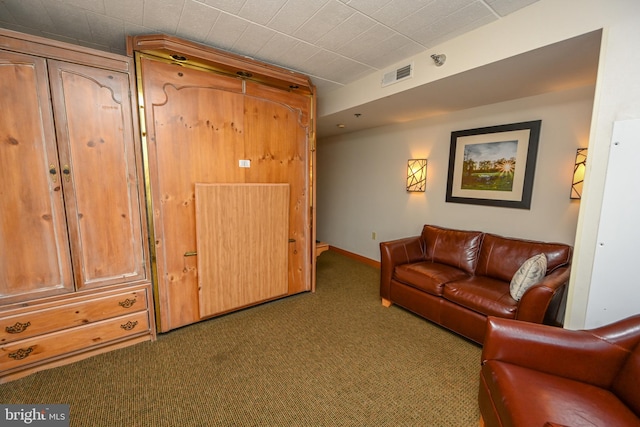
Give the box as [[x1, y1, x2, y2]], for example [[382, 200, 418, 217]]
[[446, 120, 541, 209]]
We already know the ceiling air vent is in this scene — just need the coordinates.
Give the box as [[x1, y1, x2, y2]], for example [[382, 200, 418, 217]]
[[381, 63, 413, 87]]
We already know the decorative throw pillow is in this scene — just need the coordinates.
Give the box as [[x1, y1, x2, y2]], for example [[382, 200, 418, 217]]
[[510, 253, 547, 301]]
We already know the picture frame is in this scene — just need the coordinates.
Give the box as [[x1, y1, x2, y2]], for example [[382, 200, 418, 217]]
[[446, 120, 541, 209]]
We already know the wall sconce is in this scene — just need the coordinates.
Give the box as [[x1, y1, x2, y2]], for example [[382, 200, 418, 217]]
[[570, 148, 588, 199], [407, 159, 427, 192]]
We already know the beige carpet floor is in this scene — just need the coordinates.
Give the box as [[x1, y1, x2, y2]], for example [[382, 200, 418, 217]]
[[0, 251, 482, 426]]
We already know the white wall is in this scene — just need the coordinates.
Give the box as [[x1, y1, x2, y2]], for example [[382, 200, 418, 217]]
[[584, 119, 640, 328], [317, 0, 640, 330], [317, 86, 593, 258]]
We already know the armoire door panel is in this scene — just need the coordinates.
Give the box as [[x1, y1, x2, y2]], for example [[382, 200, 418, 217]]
[[245, 82, 310, 127], [47, 60, 146, 290], [140, 57, 246, 330], [0, 50, 74, 303], [196, 184, 289, 317], [138, 56, 244, 107], [243, 94, 310, 294]]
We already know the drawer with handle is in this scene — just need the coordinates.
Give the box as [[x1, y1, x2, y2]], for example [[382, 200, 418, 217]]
[[0, 311, 150, 371], [0, 288, 148, 345]]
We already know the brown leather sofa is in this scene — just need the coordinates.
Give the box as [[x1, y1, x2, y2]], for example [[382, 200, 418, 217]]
[[380, 225, 572, 344], [479, 315, 640, 427]]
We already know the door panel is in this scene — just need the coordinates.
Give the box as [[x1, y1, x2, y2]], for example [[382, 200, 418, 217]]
[[48, 60, 146, 290], [140, 58, 245, 330], [0, 50, 74, 303], [243, 85, 310, 294]]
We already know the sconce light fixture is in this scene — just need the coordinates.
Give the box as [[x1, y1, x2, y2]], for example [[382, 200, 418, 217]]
[[430, 54, 446, 66], [570, 148, 588, 199], [407, 159, 427, 192]]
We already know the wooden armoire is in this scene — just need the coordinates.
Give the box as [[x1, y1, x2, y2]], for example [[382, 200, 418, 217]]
[[128, 35, 317, 332], [0, 29, 154, 382]]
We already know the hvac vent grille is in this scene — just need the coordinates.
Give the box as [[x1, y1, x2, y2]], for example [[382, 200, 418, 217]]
[[381, 63, 413, 87]]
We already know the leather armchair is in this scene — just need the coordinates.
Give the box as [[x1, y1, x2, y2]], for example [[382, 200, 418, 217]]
[[479, 315, 640, 427]]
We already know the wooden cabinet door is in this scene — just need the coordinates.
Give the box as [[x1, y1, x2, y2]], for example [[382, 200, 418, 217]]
[[47, 60, 147, 290], [139, 57, 245, 331], [244, 83, 312, 295], [0, 50, 74, 303]]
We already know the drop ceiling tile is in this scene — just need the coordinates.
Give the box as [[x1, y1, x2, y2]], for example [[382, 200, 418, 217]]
[[341, 0, 393, 15], [143, 0, 185, 34], [424, 14, 496, 48], [372, 0, 435, 27], [314, 55, 374, 84], [60, 0, 105, 14], [125, 22, 158, 38], [296, 49, 344, 75], [105, 0, 143, 26], [177, 0, 220, 43], [2, 0, 56, 33], [254, 32, 300, 63], [85, 12, 126, 49], [0, 2, 16, 24], [394, 0, 474, 35], [0, 22, 39, 37], [354, 34, 424, 69], [485, 0, 539, 16], [205, 12, 248, 50], [42, 2, 92, 41], [268, 0, 328, 35], [293, 1, 354, 44], [232, 23, 276, 57], [238, 0, 287, 26], [200, 0, 246, 15], [274, 41, 321, 71], [315, 12, 375, 51], [312, 77, 343, 94], [335, 23, 394, 59], [410, 2, 496, 46]]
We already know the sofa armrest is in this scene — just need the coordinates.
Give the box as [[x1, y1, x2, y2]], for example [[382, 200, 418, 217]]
[[482, 315, 640, 388], [379, 236, 424, 300], [516, 266, 570, 323]]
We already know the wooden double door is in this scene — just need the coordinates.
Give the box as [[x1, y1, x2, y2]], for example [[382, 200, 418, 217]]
[[136, 52, 315, 331], [0, 48, 147, 304]]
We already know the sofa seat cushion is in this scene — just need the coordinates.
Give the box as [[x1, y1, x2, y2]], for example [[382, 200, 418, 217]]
[[481, 360, 640, 427], [394, 261, 470, 296], [443, 277, 517, 318]]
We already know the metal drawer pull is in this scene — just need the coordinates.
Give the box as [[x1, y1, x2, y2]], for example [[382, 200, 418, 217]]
[[9, 346, 34, 360], [118, 298, 137, 309], [120, 321, 138, 331], [5, 321, 31, 334]]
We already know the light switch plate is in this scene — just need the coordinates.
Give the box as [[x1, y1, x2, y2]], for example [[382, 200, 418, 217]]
[[239, 159, 250, 168]]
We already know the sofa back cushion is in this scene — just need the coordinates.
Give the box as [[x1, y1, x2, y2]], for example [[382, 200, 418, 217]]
[[612, 342, 640, 417], [476, 234, 572, 282], [420, 225, 483, 275]]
